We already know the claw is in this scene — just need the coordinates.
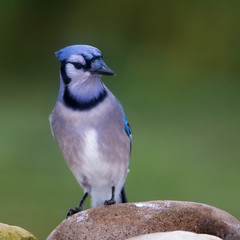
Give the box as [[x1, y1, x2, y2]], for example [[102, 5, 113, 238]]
[[104, 199, 116, 205], [66, 208, 78, 218], [66, 192, 88, 218], [104, 186, 116, 206], [75, 205, 82, 212]]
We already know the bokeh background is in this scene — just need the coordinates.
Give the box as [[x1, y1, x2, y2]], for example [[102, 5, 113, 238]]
[[1, 1, 240, 239]]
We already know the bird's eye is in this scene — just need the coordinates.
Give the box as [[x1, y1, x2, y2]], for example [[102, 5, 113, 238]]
[[72, 62, 83, 69]]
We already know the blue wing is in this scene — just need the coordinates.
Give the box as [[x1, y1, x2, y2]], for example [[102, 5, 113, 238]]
[[123, 111, 132, 154], [124, 114, 131, 137], [116, 98, 132, 139], [116, 98, 132, 165]]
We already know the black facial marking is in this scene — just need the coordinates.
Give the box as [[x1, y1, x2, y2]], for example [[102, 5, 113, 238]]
[[60, 61, 71, 84], [80, 54, 102, 71], [63, 87, 107, 111], [72, 62, 83, 69], [64, 54, 103, 73]]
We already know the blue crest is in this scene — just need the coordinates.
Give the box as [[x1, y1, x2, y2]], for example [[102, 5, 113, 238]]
[[55, 45, 102, 61]]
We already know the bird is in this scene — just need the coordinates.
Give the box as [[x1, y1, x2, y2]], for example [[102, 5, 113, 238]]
[[49, 45, 132, 217]]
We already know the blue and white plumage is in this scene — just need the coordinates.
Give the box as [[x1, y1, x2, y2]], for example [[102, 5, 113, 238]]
[[50, 45, 132, 217]]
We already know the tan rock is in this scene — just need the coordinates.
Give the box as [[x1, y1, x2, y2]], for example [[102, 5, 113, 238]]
[[47, 201, 240, 240], [0, 222, 38, 240], [127, 231, 223, 240]]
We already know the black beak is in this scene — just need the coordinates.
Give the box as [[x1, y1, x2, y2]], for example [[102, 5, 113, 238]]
[[89, 58, 115, 76]]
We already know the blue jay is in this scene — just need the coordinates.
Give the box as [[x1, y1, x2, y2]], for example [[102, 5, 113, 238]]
[[50, 45, 132, 217]]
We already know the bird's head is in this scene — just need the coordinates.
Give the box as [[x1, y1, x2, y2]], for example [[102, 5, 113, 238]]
[[55, 45, 115, 85]]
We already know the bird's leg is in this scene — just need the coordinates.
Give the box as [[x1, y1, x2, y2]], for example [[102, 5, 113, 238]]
[[66, 192, 88, 218], [121, 185, 128, 203], [104, 186, 116, 205]]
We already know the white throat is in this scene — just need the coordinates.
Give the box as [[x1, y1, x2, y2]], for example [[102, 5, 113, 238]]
[[58, 74, 105, 103]]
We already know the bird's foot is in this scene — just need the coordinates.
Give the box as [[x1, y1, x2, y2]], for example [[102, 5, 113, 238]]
[[104, 186, 116, 205], [104, 198, 116, 206], [66, 206, 82, 218]]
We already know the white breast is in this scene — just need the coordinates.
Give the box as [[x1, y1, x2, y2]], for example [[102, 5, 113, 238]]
[[82, 128, 99, 165], [80, 128, 108, 186]]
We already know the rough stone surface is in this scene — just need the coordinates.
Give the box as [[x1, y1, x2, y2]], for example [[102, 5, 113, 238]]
[[0, 222, 38, 240], [47, 201, 240, 240], [127, 231, 223, 240]]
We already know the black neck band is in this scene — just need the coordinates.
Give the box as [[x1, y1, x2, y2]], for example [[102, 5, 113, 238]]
[[63, 87, 107, 111]]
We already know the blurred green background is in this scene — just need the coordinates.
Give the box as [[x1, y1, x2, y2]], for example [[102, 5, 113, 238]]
[[1, 1, 240, 239]]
